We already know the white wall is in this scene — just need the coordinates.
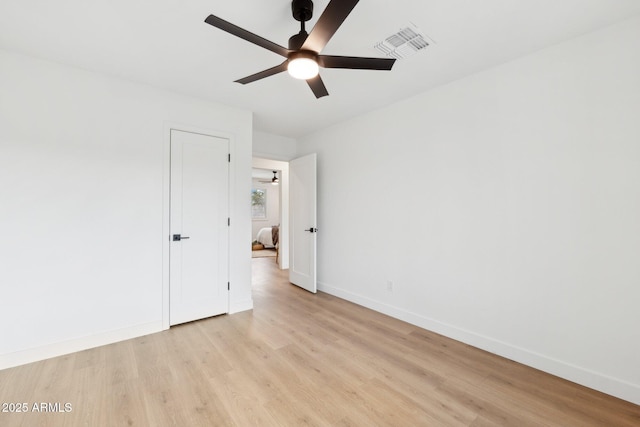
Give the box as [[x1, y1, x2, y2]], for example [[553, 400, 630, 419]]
[[0, 49, 253, 368], [297, 17, 640, 404], [251, 178, 280, 240], [253, 131, 297, 161]]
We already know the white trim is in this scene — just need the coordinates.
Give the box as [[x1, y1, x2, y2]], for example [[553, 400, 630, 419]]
[[317, 280, 640, 406], [0, 321, 162, 370], [251, 151, 295, 162], [229, 298, 254, 314], [163, 122, 236, 329]]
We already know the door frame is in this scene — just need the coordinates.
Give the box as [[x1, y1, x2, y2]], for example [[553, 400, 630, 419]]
[[162, 122, 236, 330], [252, 157, 290, 270]]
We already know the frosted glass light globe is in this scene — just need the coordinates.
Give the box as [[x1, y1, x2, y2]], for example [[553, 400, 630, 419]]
[[288, 57, 319, 80]]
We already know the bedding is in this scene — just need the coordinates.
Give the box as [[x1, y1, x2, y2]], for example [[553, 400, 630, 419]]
[[256, 226, 279, 248]]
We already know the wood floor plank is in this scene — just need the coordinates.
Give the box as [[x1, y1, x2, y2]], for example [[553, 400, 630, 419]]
[[0, 257, 638, 426], [435, 375, 551, 427], [211, 372, 281, 427]]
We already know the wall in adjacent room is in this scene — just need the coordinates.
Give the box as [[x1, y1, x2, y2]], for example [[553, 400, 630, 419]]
[[0, 49, 253, 368], [251, 178, 281, 241], [296, 17, 640, 404]]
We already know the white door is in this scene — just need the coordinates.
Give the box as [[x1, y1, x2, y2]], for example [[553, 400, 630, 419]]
[[170, 129, 229, 325], [289, 153, 317, 293]]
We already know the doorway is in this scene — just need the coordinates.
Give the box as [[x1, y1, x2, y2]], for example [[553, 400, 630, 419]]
[[252, 158, 289, 269], [251, 154, 317, 294]]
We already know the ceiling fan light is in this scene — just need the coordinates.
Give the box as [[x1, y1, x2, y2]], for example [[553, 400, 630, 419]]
[[288, 57, 319, 80]]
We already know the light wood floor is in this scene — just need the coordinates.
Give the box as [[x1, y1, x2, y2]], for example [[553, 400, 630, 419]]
[[1, 258, 639, 426]]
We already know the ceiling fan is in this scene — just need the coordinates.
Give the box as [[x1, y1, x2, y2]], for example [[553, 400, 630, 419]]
[[204, 0, 396, 98], [258, 171, 280, 185]]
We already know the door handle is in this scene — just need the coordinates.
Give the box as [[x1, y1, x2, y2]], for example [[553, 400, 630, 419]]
[[172, 234, 191, 241], [304, 228, 318, 233]]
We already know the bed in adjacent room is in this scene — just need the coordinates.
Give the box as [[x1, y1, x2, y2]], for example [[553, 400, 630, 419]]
[[256, 225, 279, 249]]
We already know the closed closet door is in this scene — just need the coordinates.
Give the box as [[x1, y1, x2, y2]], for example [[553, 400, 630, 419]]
[[169, 129, 229, 325]]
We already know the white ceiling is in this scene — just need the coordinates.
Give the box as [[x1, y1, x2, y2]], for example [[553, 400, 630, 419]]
[[253, 168, 278, 180], [2, 1, 639, 138]]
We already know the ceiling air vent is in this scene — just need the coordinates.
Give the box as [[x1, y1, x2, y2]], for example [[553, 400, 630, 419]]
[[374, 24, 432, 59]]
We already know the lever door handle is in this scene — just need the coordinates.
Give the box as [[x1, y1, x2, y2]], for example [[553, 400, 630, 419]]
[[304, 228, 318, 233], [172, 234, 191, 241]]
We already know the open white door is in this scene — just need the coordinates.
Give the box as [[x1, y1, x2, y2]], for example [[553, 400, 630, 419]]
[[170, 129, 229, 325], [289, 153, 317, 293]]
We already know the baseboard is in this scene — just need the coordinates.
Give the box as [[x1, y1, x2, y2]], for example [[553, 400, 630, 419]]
[[0, 321, 163, 371], [0, 300, 255, 371], [317, 281, 640, 406], [229, 298, 253, 314]]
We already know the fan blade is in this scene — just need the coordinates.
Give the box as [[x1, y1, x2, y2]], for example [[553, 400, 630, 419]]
[[319, 55, 396, 70], [307, 75, 329, 98], [235, 61, 289, 84], [205, 15, 289, 58], [301, 0, 359, 53]]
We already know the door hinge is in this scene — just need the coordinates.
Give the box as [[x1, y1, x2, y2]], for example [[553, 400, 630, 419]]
[[228, 153, 231, 162], [227, 217, 230, 226], [227, 282, 230, 290]]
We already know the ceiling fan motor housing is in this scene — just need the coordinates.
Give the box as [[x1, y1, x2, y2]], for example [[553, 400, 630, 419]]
[[292, 0, 314, 22]]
